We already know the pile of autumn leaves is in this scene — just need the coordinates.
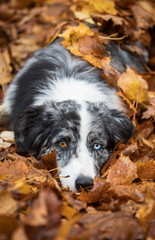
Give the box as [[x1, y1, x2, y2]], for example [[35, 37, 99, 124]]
[[0, 0, 155, 239]]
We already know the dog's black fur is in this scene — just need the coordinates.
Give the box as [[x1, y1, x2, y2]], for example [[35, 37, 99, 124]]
[[3, 39, 144, 190]]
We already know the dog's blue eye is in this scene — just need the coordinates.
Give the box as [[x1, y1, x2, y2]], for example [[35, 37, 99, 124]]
[[94, 143, 102, 150]]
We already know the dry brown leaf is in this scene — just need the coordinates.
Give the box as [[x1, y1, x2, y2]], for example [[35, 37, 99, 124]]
[[0, 51, 12, 85], [11, 36, 39, 67], [41, 149, 58, 175], [92, 13, 126, 26], [77, 177, 110, 203], [59, 23, 93, 57], [0, 139, 13, 149], [55, 214, 82, 240], [117, 66, 148, 103], [0, 131, 14, 142], [12, 227, 28, 240], [0, 1, 155, 239], [78, 35, 105, 58], [78, 211, 145, 240], [137, 160, 155, 180], [131, 4, 155, 30], [25, 189, 62, 227], [109, 185, 144, 203], [136, 188, 155, 230], [106, 153, 138, 185], [0, 190, 19, 215], [142, 106, 155, 120], [0, 215, 18, 239], [122, 143, 139, 157], [100, 58, 120, 86], [0, 158, 29, 184]]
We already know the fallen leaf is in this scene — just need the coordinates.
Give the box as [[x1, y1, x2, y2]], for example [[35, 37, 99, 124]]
[[139, 136, 154, 149], [0, 131, 14, 142], [100, 58, 120, 86], [0, 215, 18, 239], [0, 190, 18, 215], [131, 4, 155, 30], [0, 158, 29, 184], [78, 34, 105, 58], [142, 106, 155, 120], [41, 149, 58, 176], [25, 189, 62, 226], [136, 188, 155, 231], [11, 179, 34, 195], [117, 66, 148, 103], [88, 0, 117, 15], [59, 23, 93, 57], [19, 189, 62, 240], [71, 5, 95, 24], [0, 138, 12, 149], [109, 185, 144, 203], [137, 1, 155, 15], [137, 160, 155, 180], [62, 201, 77, 220], [78, 211, 145, 240], [0, 1, 155, 239], [55, 214, 82, 240], [0, 51, 12, 85], [106, 153, 138, 185], [77, 177, 110, 203], [92, 13, 126, 26], [12, 227, 28, 240], [122, 143, 139, 157]]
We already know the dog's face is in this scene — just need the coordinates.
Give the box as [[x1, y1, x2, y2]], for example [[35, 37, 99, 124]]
[[14, 100, 134, 191]]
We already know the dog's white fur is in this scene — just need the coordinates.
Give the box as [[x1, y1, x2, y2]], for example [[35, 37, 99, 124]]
[[59, 102, 96, 190], [2, 40, 134, 191]]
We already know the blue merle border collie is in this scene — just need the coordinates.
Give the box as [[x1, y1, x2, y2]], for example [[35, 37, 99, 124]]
[[3, 39, 137, 191]]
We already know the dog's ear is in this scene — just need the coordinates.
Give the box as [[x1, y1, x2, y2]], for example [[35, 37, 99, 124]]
[[106, 109, 134, 148], [14, 106, 54, 158]]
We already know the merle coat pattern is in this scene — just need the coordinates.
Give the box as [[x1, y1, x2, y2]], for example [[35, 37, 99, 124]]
[[4, 39, 134, 191]]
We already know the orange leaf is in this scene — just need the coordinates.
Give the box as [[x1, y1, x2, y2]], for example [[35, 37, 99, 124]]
[[117, 66, 148, 103], [106, 153, 138, 185], [137, 160, 155, 180]]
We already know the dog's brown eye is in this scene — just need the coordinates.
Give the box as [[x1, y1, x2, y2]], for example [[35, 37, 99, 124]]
[[59, 141, 67, 148]]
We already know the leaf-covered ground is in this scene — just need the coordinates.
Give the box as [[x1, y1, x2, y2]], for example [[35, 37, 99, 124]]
[[0, 0, 155, 239]]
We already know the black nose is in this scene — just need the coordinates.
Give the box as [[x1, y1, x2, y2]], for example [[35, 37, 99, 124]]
[[75, 175, 93, 191]]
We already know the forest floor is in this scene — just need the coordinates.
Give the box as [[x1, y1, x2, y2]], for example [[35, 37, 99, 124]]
[[0, 0, 155, 239]]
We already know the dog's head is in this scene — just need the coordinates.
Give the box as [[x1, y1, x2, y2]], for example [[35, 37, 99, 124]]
[[14, 100, 134, 191]]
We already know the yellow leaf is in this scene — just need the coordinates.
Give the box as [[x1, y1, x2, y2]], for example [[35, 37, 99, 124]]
[[0, 52, 12, 85], [71, 5, 95, 24], [82, 54, 102, 68], [62, 202, 77, 220], [12, 179, 33, 195], [59, 23, 93, 56], [55, 214, 82, 240], [117, 66, 148, 103], [0, 191, 18, 215], [88, 0, 117, 15]]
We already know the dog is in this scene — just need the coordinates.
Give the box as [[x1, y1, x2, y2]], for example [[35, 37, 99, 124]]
[[3, 39, 137, 191]]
